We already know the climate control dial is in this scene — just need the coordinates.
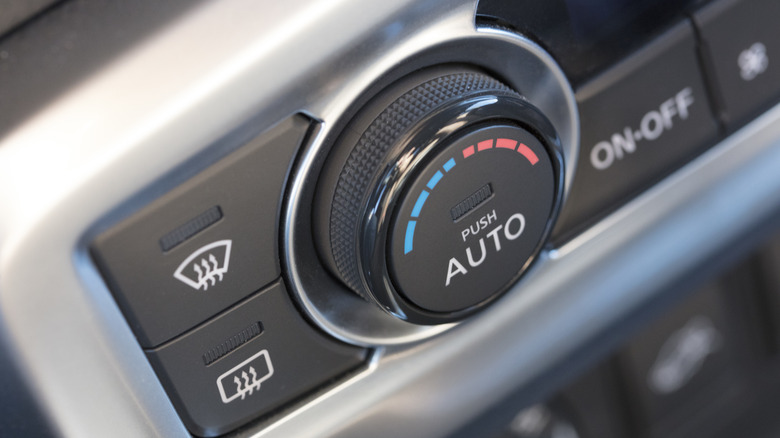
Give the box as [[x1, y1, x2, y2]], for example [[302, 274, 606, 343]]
[[388, 124, 555, 313], [315, 69, 563, 324]]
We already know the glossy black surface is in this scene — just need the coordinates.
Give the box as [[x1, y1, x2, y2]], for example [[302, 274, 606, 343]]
[[388, 125, 555, 313], [477, 0, 701, 85]]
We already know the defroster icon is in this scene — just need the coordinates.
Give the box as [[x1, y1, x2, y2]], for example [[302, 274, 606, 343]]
[[173, 240, 232, 291], [217, 350, 274, 404]]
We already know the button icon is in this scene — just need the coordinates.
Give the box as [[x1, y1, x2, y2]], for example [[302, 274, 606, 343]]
[[647, 315, 721, 395], [509, 404, 581, 438], [216, 349, 274, 404], [738, 42, 769, 81], [173, 240, 232, 290]]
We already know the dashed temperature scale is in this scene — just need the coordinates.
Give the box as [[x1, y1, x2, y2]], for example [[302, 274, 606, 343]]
[[388, 124, 555, 313]]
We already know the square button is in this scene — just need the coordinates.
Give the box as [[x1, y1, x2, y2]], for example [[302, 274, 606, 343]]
[[92, 116, 310, 347]]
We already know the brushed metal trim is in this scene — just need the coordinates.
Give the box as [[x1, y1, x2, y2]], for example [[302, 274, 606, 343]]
[[0, 0, 778, 437]]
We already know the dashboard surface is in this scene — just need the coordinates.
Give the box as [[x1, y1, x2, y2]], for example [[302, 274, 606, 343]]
[[1, 0, 779, 437]]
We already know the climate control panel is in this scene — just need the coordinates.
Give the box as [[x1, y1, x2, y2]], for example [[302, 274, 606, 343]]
[[88, 20, 580, 438]]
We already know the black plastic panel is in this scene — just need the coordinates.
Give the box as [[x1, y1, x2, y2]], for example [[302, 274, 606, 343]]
[[694, 0, 780, 130], [552, 20, 718, 241], [476, 0, 701, 86], [464, 236, 779, 438], [146, 281, 367, 437], [617, 283, 751, 436], [92, 115, 310, 347]]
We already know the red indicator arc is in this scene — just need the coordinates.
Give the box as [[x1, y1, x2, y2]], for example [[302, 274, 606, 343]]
[[461, 138, 539, 166], [477, 139, 493, 151], [516, 143, 539, 165]]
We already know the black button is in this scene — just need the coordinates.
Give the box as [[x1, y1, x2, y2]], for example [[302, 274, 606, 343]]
[[91, 116, 310, 347], [146, 281, 366, 437], [617, 284, 747, 434], [695, 0, 780, 129], [387, 125, 556, 314], [552, 21, 718, 241]]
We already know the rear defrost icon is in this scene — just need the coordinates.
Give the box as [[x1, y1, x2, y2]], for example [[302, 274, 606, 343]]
[[217, 350, 274, 404], [173, 240, 232, 290]]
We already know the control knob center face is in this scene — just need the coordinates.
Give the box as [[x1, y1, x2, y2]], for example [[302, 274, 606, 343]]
[[388, 125, 555, 313], [315, 69, 563, 324]]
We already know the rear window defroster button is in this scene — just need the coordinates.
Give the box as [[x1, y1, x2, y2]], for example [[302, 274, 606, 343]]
[[146, 281, 367, 437]]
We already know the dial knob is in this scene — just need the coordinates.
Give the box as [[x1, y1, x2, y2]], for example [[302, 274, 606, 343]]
[[315, 68, 563, 324]]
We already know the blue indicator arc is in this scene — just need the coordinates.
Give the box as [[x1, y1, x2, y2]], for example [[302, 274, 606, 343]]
[[404, 156, 457, 254], [411, 190, 429, 218], [427, 171, 444, 190], [443, 158, 456, 172], [404, 221, 416, 254]]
